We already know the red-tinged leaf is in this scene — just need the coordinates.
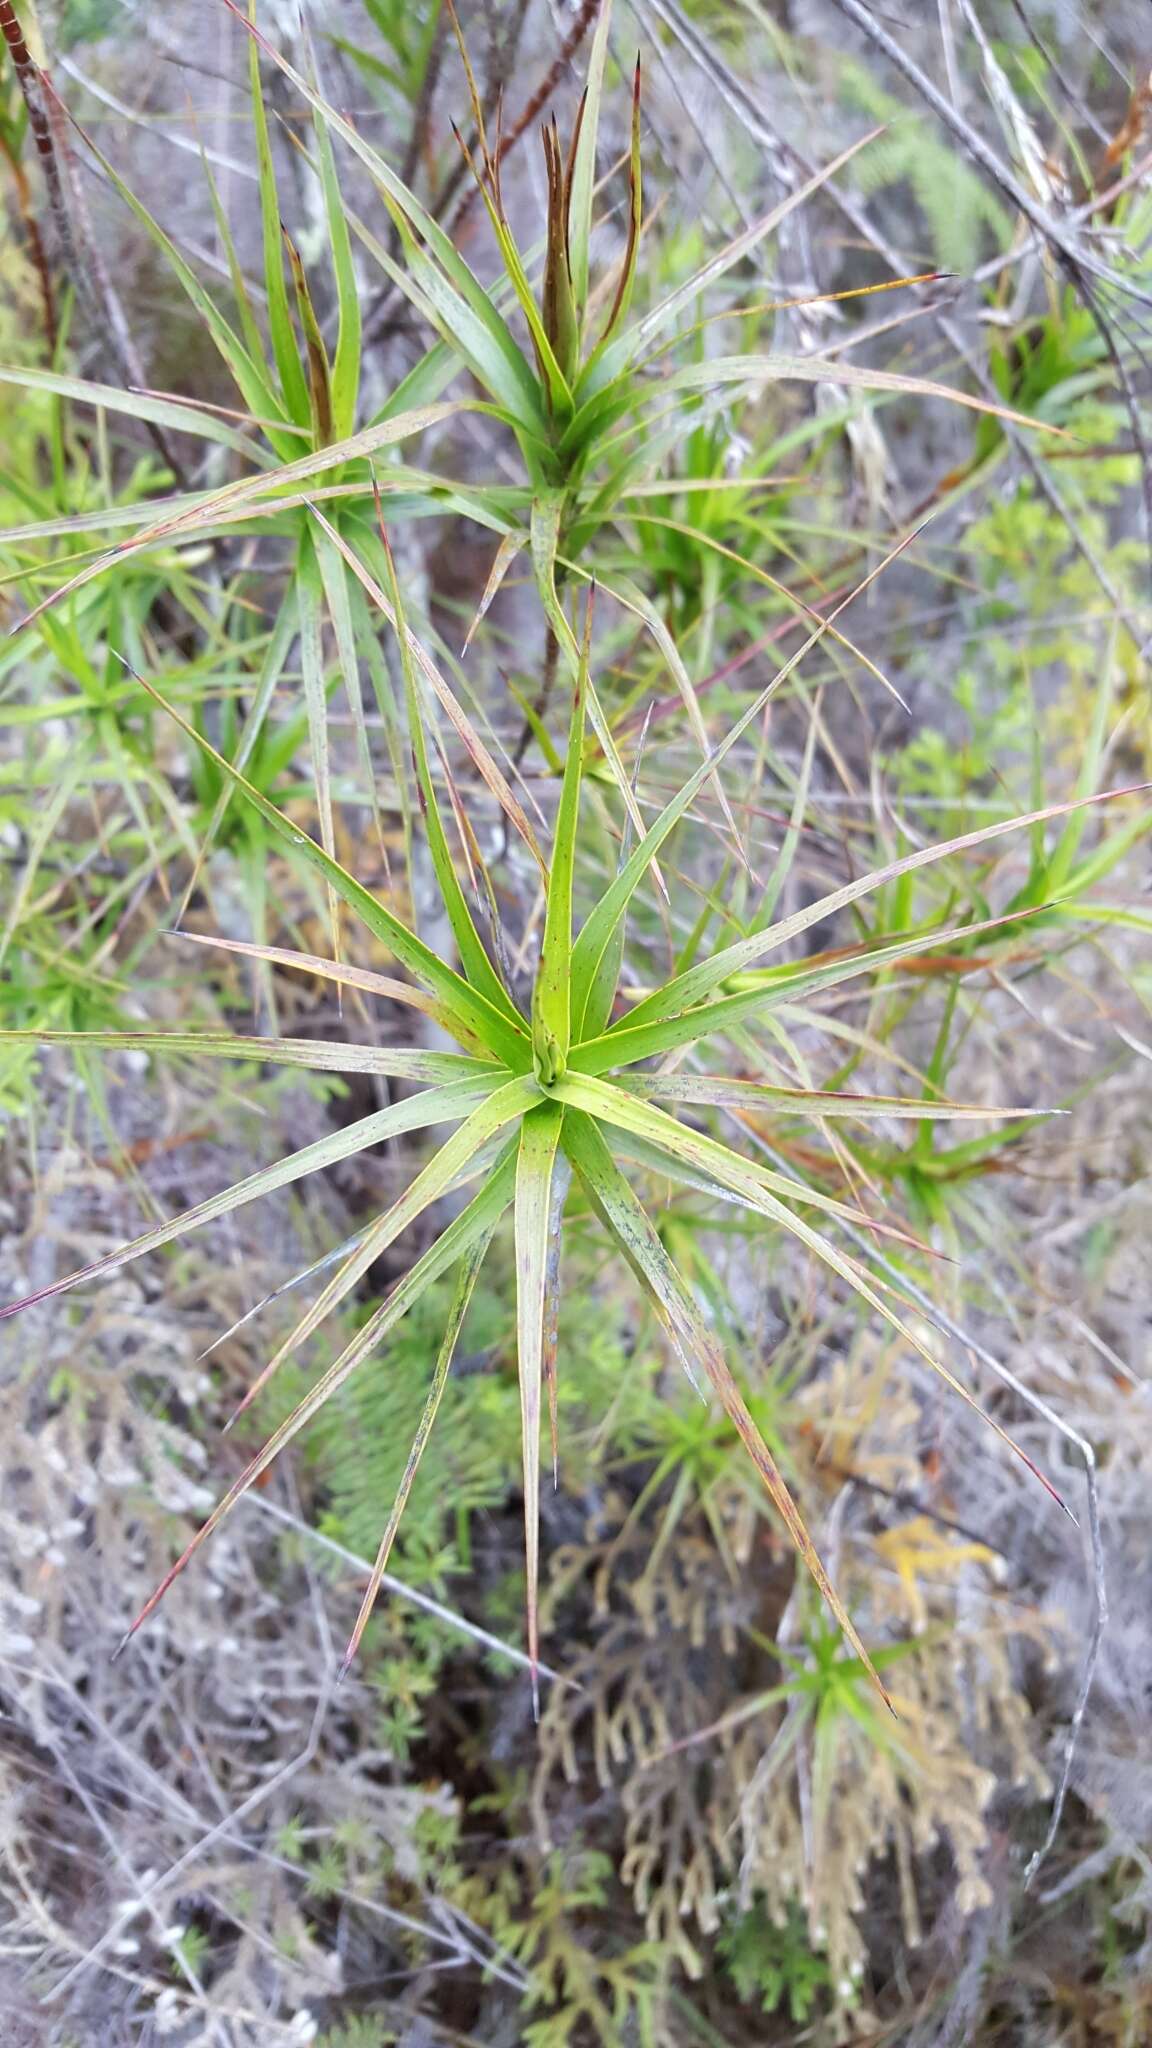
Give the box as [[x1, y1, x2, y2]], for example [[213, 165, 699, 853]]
[[599, 56, 642, 343], [563, 1075, 1067, 1518], [568, 522, 928, 1034], [115, 1156, 517, 1658], [13, 403, 463, 637], [338, 1216, 500, 1679], [0, 1078, 497, 1327], [165, 930, 495, 1043], [225, 1075, 540, 1425], [0, 1022, 494, 1084], [557, 1074, 925, 1250], [561, 1108, 892, 1707], [114, 659, 529, 1066], [616, 787, 1150, 1035], [462, 531, 525, 656], [616, 1073, 1051, 1121], [307, 499, 547, 877]]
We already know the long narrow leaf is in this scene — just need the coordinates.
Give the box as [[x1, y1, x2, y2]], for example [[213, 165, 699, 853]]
[[668, 353, 1073, 436], [229, 1075, 541, 1416], [297, 528, 340, 953], [15, 403, 463, 637], [617, 1074, 1045, 1121], [0, 1027, 495, 1083], [604, 529, 901, 704], [374, 516, 523, 1016], [311, 517, 391, 862], [177, 587, 298, 921], [166, 927, 503, 1044], [583, 130, 882, 390], [314, 108, 362, 440], [564, 1081, 1063, 1509], [117, 1150, 518, 1655], [338, 1212, 501, 1678], [555, 1074, 914, 1243], [0, 366, 266, 460], [70, 108, 294, 457], [613, 789, 1143, 1035], [117, 661, 531, 1065], [248, 1, 311, 426], [576, 904, 1050, 1073], [529, 492, 658, 884], [567, 0, 613, 320], [592, 568, 748, 859], [561, 1109, 889, 1699], [568, 526, 923, 1032], [461, 531, 525, 656], [225, 0, 548, 439], [514, 1101, 566, 1714], [309, 500, 546, 874], [0, 1077, 497, 1324]]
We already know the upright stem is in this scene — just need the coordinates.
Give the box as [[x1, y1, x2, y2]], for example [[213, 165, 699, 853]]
[[514, 619, 560, 771], [0, 1, 80, 279]]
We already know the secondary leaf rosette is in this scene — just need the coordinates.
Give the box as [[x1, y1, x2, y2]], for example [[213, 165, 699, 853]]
[[0, 0, 1069, 901]]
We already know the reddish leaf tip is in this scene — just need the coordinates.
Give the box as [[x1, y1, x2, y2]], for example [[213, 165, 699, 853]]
[[224, 1377, 267, 1431], [1018, 1444, 1075, 1522]]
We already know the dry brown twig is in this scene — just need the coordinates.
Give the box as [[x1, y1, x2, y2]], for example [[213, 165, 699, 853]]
[[0, 0, 80, 277], [828, 0, 1152, 554], [635, 0, 1150, 654]]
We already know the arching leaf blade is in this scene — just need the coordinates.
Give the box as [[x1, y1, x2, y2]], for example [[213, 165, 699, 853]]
[[560, 1109, 890, 1703]]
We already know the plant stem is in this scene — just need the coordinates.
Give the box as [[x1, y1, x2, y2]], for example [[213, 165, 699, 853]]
[[0, 1, 80, 279]]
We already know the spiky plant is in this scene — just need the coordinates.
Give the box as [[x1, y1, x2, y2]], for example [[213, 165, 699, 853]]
[[1, 0, 1124, 1718], [4, 522, 1112, 1707]]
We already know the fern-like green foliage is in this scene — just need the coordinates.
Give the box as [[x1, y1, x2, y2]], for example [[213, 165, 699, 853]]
[[889, 475, 1148, 811], [839, 59, 1011, 272], [317, 2019, 397, 2048], [717, 1897, 839, 2022], [274, 1255, 654, 1583], [457, 1849, 664, 2048]]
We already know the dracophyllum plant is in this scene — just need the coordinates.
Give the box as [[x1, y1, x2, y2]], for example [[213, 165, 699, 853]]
[[2, 557, 1089, 1711]]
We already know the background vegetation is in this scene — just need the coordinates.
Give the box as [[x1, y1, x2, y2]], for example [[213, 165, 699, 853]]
[[1, 1, 1150, 2043]]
